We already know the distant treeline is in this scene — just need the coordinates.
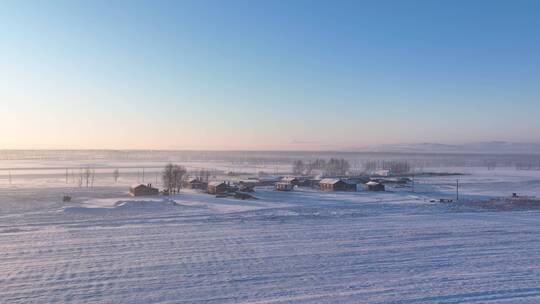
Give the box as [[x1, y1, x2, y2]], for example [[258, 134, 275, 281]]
[[2, 150, 540, 169], [292, 158, 351, 176], [362, 160, 412, 174], [292, 159, 414, 176]]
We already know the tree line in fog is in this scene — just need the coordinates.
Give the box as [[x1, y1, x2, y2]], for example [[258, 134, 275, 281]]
[[292, 158, 351, 176], [292, 159, 414, 176]]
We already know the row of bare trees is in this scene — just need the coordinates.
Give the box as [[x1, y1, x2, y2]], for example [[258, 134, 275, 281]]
[[515, 161, 540, 171], [363, 160, 412, 174], [64, 166, 211, 190], [194, 169, 211, 182], [292, 158, 351, 176], [69, 167, 96, 188]]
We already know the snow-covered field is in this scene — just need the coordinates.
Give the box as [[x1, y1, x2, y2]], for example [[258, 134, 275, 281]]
[[1, 164, 540, 303]]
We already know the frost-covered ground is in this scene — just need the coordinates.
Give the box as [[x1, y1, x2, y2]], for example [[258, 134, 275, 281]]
[[1, 167, 540, 303]]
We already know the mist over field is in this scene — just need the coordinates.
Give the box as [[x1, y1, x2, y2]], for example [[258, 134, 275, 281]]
[[2, 149, 540, 303]]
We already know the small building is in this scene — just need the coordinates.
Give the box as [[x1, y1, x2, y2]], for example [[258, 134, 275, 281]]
[[319, 178, 357, 191], [364, 181, 385, 191], [374, 170, 392, 177], [281, 176, 300, 185], [184, 177, 207, 189], [208, 181, 228, 194], [302, 179, 323, 187], [257, 176, 282, 186], [506, 193, 540, 204], [129, 184, 159, 196], [238, 180, 256, 192], [275, 182, 294, 191]]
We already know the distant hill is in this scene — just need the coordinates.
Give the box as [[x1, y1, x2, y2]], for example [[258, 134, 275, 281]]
[[350, 142, 540, 154]]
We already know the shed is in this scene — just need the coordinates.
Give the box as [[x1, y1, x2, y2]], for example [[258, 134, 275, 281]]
[[281, 176, 300, 185], [129, 184, 159, 196], [275, 182, 294, 191], [319, 178, 357, 191], [364, 181, 385, 191], [238, 180, 256, 192], [184, 177, 207, 189], [208, 181, 228, 194], [374, 170, 392, 177]]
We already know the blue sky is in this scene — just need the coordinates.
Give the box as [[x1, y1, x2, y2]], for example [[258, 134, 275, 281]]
[[1, 0, 539, 150]]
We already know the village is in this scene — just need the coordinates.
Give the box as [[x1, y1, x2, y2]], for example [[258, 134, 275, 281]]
[[124, 157, 540, 209], [127, 158, 402, 200]]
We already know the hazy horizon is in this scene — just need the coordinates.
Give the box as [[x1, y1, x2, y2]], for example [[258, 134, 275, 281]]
[[1, 141, 540, 156], [2, 0, 540, 150]]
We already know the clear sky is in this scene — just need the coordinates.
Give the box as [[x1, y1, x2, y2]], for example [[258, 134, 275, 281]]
[[1, 0, 539, 150]]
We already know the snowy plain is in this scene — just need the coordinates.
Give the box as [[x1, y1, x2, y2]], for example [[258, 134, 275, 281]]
[[1, 161, 540, 303]]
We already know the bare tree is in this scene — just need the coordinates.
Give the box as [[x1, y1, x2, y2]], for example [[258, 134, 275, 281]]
[[162, 163, 175, 193], [196, 169, 210, 182], [381, 160, 412, 174], [486, 160, 497, 170], [162, 164, 186, 193], [292, 160, 305, 175], [324, 158, 350, 176], [78, 168, 83, 187], [173, 165, 187, 193], [305, 158, 326, 176], [363, 160, 378, 172], [113, 169, 120, 183], [339, 158, 350, 175], [84, 167, 92, 188]]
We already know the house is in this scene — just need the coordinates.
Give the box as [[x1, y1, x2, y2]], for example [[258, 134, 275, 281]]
[[207, 181, 228, 194], [238, 180, 256, 192], [281, 176, 300, 185], [184, 177, 207, 189], [374, 170, 392, 177], [364, 181, 385, 191], [275, 182, 294, 191], [319, 178, 357, 191], [506, 193, 540, 204], [257, 176, 282, 186], [129, 184, 159, 196]]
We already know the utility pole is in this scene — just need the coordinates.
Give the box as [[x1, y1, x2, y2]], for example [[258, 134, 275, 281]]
[[8, 170, 12, 185], [412, 176, 415, 193], [142, 168, 145, 183], [456, 179, 459, 201], [65, 168, 68, 184]]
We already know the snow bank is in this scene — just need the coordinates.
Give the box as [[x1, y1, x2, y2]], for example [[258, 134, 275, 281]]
[[63, 198, 183, 214]]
